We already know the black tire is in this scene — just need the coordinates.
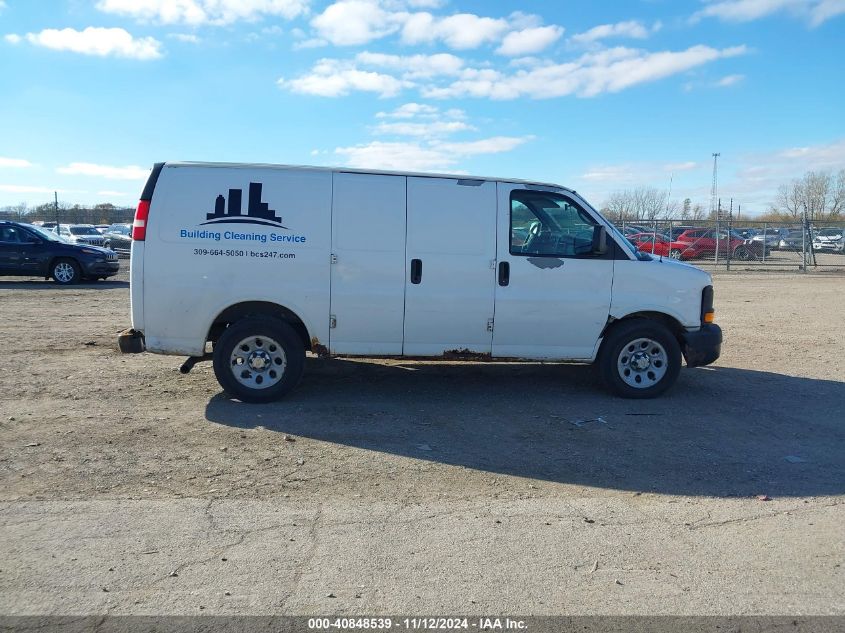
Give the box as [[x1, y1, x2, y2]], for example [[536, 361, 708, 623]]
[[597, 318, 682, 399], [669, 249, 683, 260], [212, 316, 305, 403], [51, 258, 80, 285], [734, 246, 752, 261]]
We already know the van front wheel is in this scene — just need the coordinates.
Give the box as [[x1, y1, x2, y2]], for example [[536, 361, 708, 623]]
[[598, 319, 681, 399], [212, 317, 305, 403]]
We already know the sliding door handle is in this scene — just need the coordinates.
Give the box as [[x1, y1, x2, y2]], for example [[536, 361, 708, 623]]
[[410, 258, 422, 284], [498, 261, 510, 286]]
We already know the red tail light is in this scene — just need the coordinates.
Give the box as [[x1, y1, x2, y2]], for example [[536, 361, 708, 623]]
[[133, 200, 150, 241]]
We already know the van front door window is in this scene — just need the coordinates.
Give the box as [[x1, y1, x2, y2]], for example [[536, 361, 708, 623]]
[[510, 192, 598, 258]]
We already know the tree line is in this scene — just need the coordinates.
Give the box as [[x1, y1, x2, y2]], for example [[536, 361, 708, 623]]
[[0, 202, 135, 225], [601, 168, 844, 224]]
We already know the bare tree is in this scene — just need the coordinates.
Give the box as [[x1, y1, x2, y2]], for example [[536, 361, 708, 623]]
[[604, 187, 669, 222], [775, 169, 844, 221]]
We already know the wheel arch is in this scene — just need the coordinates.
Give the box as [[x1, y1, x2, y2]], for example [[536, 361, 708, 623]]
[[208, 301, 312, 353], [602, 311, 687, 341]]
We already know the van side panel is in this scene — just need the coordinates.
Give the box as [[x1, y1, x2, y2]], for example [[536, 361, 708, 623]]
[[403, 177, 497, 356], [141, 165, 332, 356], [330, 173, 407, 355]]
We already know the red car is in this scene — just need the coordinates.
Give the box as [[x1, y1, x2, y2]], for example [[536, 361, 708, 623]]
[[675, 228, 765, 260], [627, 233, 702, 260]]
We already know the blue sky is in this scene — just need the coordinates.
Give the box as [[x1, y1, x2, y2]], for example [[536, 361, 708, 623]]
[[1, 0, 843, 215]]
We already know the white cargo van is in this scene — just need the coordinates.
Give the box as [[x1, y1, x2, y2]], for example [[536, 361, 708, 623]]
[[119, 162, 721, 401]]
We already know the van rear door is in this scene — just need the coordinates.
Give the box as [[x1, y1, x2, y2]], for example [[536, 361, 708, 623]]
[[329, 172, 407, 355], [402, 177, 497, 356]]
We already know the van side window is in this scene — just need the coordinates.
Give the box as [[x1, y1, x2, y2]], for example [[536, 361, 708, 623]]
[[510, 191, 599, 258]]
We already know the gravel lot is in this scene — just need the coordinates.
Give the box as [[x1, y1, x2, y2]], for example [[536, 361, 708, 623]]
[[0, 267, 843, 615]]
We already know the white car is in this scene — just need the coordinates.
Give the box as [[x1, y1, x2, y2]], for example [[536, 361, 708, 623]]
[[55, 224, 108, 247], [119, 162, 722, 401], [812, 228, 844, 253]]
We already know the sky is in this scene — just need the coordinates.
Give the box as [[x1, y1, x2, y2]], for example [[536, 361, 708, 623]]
[[1, 0, 844, 215]]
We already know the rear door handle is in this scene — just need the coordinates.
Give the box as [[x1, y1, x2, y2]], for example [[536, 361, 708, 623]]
[[410, 258, 422, 284], [498, 261, 510, 286]]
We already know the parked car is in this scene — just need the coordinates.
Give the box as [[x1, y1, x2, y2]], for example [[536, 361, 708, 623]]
[[55, 224, 108, 247], [750, 227, 787, 249], [118, 161, 722, 401], [812, 227, 844, 253], [675, 228, 766, 260], [627, 232, 702, 260], [0, 221, 119, 283], [667, 225, 700, 240], [102, 223, 132, 257], [778, 229, 807, 251]]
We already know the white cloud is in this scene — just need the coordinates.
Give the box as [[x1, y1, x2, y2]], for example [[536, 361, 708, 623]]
[[373, 120, 474, 136], [401, 12, 510, 48], [19, 27, 163, 60], [4, 34, 22, 44], [325, 104, 532, 172], [168, 33, 200, 43], [354, 51, 463, 77], [371, 103, 474, 136], [571, 20, 660, 45], [57, 163, 150, 180], [809, 0, 845, 24], [96, 0, 308, 25], [335, 136, 531, 171], [97, 190, 131, 197], [0, 157, 33, 168], [693, 0, 845, 26], [282, 44, 748, 100], [278, 58, 406, 97], [716, 73, 745, 86], [776, 138, 845, 165], [376, 102, 439, 118], [665, 161, 701, 172], [496, 25, 564, 56], [278, 52, 463, 97], [424, 45, 748, 100], [311, 0, 406, 46]]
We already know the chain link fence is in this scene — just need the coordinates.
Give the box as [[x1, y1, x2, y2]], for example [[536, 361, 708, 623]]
[[615, 218, 845, 271]]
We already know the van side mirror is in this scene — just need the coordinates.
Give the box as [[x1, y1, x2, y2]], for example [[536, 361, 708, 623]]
[[592, 225, 608, 255]]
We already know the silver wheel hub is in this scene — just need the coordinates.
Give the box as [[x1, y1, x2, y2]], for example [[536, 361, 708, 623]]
[[617, 337, 668, 389], [55, 262, 74, 282], [230, 335, 286, 390]]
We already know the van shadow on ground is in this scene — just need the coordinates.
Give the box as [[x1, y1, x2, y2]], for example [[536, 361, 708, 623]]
[[205, 359, 845, 498]]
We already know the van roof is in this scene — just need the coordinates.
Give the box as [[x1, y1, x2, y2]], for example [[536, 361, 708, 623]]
[[164, 161, 573, 193]]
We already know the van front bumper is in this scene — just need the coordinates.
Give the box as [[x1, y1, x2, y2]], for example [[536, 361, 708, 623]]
[[681, 324, 722, 367], [118, 328, 145, 354]]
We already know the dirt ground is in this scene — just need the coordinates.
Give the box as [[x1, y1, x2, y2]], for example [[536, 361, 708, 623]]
[[0, 268, 843, 616]]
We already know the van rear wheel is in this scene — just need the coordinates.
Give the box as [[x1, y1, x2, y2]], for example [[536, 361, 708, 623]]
[[212, 317, 305, 403], [598, 319, 681, 399]]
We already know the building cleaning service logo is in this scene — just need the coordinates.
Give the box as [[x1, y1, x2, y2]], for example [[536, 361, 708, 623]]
[[203, 182, 288, 228], [179, 181, 308, 246]]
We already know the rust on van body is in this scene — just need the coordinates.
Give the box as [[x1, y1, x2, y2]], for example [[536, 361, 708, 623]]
[[310, 337, 330, 358]]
